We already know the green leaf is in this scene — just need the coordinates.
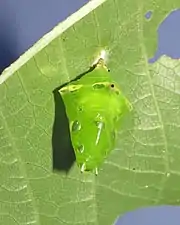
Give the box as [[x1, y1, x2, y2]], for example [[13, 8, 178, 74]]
[[0, 0, 180, 224]]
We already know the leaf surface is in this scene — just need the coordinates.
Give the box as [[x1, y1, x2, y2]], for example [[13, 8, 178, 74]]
[[0, 1, 180, 224]]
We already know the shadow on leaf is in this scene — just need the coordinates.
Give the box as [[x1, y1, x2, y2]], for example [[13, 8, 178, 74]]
[[52, 66, 95, 173], [52, 87, 75, 173]]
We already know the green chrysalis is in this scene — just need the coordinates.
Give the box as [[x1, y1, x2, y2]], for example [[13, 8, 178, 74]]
[[59, 57, 132, 175]]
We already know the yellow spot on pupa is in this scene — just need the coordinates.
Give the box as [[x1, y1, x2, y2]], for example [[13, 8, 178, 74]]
[[59, 84, 83, 94]]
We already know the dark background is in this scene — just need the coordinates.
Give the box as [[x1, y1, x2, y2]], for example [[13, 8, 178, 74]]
[[0, 0, 88, 73]]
